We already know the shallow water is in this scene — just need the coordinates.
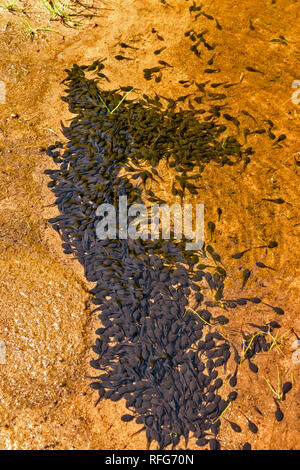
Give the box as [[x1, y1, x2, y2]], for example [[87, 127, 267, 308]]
[[0, 0, 299, 450]]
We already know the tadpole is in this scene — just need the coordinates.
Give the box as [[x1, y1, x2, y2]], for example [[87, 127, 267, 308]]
[[261, 198, 285, 204], [231, 249, 250, 259], [241, 413, 258, 434], [256, 262, 275, 270], [242, 269, 251, 289], [208, 221, 216, 240], [274, 398, 284, 422], [115, 55, 133, 61], [224, 418, 242, 433]]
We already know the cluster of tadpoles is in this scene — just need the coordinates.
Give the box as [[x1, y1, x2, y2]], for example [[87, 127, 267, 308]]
[[44, 43, 289, 449]]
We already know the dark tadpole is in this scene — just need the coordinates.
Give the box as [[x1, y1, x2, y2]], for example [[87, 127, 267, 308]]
[[246, 66, 264, 74], [268, 320, 281, 329], [282, 381, 292, 398], [253, 405, 263, 416], [261, 198, 285, 204], [204, 68, 221, 74], [229, 366, 238, 387], [241, 413, 258, 434], [247, 297, 261, 304], [224, 418, 242, 433], [120, 42, 138, 50], [215, 19, 222, 30], [242, 269, 251, 289], [209, 438, 220, 450], [248, 358, 258, 373], [154, 47, 166, 55], [216, 266, 227, 277], [121, 414, 135, 422], [196, 437, 208, 447], [208, 221, 216, 240], [228, 391, 238, 402], [231, 249, 250, 259], [115, 55, 133, 61], [274, 398, 284, 422], [273, 134, 286, 144], [262, 302, 284, 315], [294, 156, 300, 167], [255, 241, 278, 249]]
